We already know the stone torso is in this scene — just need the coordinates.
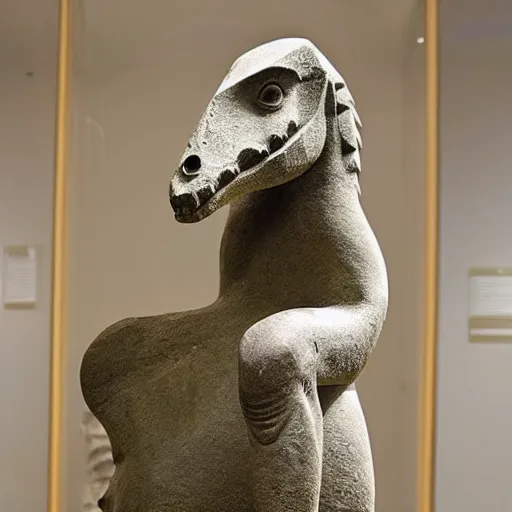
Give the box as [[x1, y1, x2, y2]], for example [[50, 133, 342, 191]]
[[82, 158, 384, 512], [82, 301, 375, 512], [82, 304, 257, 511]]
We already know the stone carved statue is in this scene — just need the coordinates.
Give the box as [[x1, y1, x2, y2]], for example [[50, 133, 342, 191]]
[[81, 38, 388, 512]]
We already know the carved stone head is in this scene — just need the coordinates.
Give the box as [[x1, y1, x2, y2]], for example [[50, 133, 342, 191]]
[[169, 38, 361, 222]]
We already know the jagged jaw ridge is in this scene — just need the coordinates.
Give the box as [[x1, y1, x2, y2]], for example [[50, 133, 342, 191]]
[[170, 120, 303, 224]]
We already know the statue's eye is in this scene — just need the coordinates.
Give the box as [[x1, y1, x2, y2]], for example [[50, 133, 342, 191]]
[[258, 84, 284, 109]]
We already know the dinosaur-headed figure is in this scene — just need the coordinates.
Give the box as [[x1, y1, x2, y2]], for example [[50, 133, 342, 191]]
[[169, 38, 362, 222], [82, 38, 387, 512]]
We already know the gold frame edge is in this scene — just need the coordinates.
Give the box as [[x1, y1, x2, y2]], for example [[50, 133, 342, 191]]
[[418, 1, 439, 512], [48, 1, 71, 511]]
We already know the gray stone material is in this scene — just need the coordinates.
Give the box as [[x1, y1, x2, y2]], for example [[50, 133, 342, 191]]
[[81, 38, 388, 512]]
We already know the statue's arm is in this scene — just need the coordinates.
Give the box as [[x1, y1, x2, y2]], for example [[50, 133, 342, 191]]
[[242, 305, 386, 388]]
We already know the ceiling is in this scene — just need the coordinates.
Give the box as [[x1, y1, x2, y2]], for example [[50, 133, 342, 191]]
[[0, 0, 421, 77]]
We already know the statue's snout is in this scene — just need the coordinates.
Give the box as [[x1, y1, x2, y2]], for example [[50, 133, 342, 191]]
[[169, 189, 199, 218]]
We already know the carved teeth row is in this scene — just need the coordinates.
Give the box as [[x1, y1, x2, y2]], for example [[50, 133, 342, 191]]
[[269, 120, 299, 155], [269, 133, 288, 153], [237, 147, 270, 172], [171, 168, 238, 217], [234, 120, 300, 174], [196, 185, 214, 205], [287, 120, 298, 138], [218, 168, 237, 188], [171, 120, 303, 216]]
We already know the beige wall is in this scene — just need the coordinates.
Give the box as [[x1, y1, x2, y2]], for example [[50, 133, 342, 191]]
[[436, 2, 512, 510], [66, 2, 424, 511], [0, 42, 58, 512]]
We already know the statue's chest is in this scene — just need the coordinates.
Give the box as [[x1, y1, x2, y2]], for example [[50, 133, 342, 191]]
[[97, 328, 254, 512], [96, 325, 243, 451]]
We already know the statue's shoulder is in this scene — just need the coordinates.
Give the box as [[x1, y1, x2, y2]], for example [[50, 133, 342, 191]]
[[80, 317, 144, 404], [84, 316, 144, 362], [93, 309, 192, 344], [97, 316, 143, 343], [80, 313, 185, 407]]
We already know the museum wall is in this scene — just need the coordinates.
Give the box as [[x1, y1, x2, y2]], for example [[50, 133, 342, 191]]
[[436, 2, 512, 510], [0, 48, 58, 512], [65, 2, 425, 511]]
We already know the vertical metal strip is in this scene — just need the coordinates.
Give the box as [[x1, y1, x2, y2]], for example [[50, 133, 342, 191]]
[[418, 0, 439, 511], [48, 0, 71, 511]]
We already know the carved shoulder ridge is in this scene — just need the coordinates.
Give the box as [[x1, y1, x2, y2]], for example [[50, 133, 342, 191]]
[[80, 317, 142, 406], [86, 316, 142, 358], [97, 316, 141, 341]]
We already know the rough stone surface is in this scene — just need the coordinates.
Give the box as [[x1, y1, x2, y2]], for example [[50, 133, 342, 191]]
[[81, 38, 388, 512]]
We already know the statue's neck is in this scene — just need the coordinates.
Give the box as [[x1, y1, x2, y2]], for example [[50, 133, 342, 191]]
[[217, 145, 388, 314]]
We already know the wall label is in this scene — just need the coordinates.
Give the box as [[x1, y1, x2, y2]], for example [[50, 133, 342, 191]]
[[469, 267, 512, 342]]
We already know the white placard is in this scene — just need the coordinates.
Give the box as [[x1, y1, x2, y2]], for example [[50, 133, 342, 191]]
[[468, 268, 512, 342], [2, 246, 37, 305], [469, 274, 512, 317]]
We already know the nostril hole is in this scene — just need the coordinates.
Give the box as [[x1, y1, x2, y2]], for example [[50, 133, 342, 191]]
[[182, 155, 201, 175]]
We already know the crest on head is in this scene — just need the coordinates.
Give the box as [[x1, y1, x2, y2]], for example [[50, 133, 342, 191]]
[[170, 38, 363, 223]]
